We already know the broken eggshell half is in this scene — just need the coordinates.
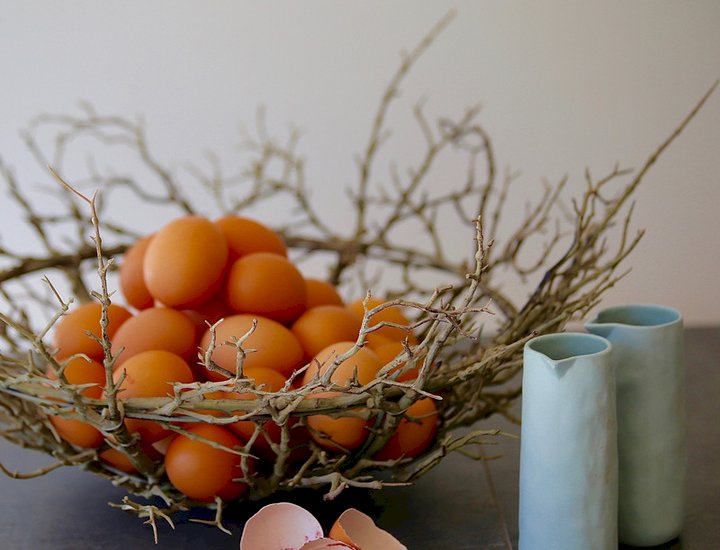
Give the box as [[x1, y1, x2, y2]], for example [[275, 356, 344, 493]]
[[329, 508, 407, 550], [240, 502, 324, 550]]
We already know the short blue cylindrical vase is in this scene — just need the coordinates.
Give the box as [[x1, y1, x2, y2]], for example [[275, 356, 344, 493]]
[[519, 332, 618, 550], [586, 304, 686, 547]]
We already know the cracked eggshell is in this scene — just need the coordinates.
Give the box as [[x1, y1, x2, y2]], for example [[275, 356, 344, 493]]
[[240, 502, 324, 550], [329, 508, 407, 550], [299, 539, 354, 549]]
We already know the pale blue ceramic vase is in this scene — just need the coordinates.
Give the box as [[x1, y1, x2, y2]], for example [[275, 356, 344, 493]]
[[586, 304, 686, 547], [519, 333, 618, 550]]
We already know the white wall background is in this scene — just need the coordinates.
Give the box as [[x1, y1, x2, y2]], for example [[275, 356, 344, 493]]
[[1, 1, 718, 326]]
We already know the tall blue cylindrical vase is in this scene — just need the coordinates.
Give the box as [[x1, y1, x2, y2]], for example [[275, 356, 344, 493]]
[[519, 333, 617, 550], [586, 304, 686, 547]]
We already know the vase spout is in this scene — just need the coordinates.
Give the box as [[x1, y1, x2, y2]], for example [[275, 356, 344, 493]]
[[525, 332, 611, 378]]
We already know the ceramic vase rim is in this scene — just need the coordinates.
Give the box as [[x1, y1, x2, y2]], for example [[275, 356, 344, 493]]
[[587, 303, 682, 329], [525, 332, 611, 367]]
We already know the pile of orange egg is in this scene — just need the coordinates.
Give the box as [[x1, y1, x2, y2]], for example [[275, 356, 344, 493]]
[[49, 215, 438, 502]]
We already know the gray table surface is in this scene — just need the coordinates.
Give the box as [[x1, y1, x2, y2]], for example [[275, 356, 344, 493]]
[[1, 327, 718, 549]]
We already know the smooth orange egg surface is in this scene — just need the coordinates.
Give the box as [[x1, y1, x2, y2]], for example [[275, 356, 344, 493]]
[[302, 341, 382, 388], [199, 314, 304, 380], [143, 216, 228, 308], [291, 305, 362, 359], [372, 340, 421, 382], [303, 342, 380, 451], [46, 356, 106, 399], [306, 391, 369, 452], [110, 307, 197, 367], [98, 447, 138, 475], [46, 356, 106, 448], [164, 423, 251, 502], [238, 366, 288, 396], [374, 397, 439, 461], [112, 350, 195, 442], [99, 436, 163, 466], [348, 297, 416, 349], [52, 423, 104, 452], [304, 278, 344, 308], [225, 252, 307, 324], [53, 302, 132, 361], [118, 234, 154, 310], [181, 293, 231, 338], [215, 215, 287, 260]]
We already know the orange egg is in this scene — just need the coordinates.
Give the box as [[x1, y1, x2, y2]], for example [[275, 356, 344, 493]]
[[110, 307, 197, 367], [46, 356, 106, 399], [181, 293, 232, 338], [97, 438, 162, 473], [302, 341, 382, 387], [374, 398, 439, 460], [113, 350, 195, 443], [306, 391, 370, 452], [53, 302, 132, 361], [304, 278, 343, 308], [181, 295, 233, 381], [291, 306, 362, 359], [303, 343, 380, 451], [143, 216, 228, 308], [164, 423, 252, 502], [225, 252, 306, 324], [199, 314, 304, 380], [98, 448, 138, 475], [239, 366, 288, 396], [119, 235, 154, 310], [373, 340, 420, 382], [46, 357, 106, 448], [348, 297, 416, 349], [365, 334, 396, 349], [215, 215, 287, 260]]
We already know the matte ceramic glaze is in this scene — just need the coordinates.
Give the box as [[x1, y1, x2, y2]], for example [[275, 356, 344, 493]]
[[587, 304, 686, 547], [519, 333, 617, 550]]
